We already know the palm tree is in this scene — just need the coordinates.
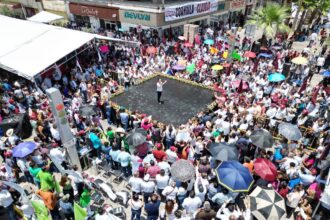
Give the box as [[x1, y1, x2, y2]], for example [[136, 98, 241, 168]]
[[247, 4, 291, 39]]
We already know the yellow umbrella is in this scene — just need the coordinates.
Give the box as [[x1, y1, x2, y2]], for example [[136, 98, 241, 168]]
[[223, 50, 228, 59], [291, 56, 308, 65], [210, 47, 219, 54], [211, 64, 223, 71]]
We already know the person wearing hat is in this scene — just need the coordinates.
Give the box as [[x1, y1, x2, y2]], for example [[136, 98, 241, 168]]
[[166, 146, 178, 164], [152, 143, 166, 163], [195, 201, 216, 220], [6, 128, 19, 146]]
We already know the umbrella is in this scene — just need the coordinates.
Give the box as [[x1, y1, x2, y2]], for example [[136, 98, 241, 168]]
[[146, 46, 157, 54], [12, 142, 37, 158], [176, 130, 191, 142], [231, 51, 241, 61], [132, 128, 148, 136], [278, 122, 302, 141], [184, 42, 194, 47], [178, 36, 186, 40], [170, 159, 195, 182], [127, 132, 146, 147], [222, 63, 231, 68], [186, 63, 196, 74], [249, 129, 274, 148], [268, 73, 285, 82], [291, 56, 308, 65], [322, 70, 330, 77], [208, 142, 238, 161], [215, 160, 254, 192], [211, 58, 221, 64], [231, 80, 249, 90], [204, 39, 214, 45], [254, 158, 277, 181], [244, 51, 256, 58], [172, 64, 186, 71], [258, 53, 273, 58], [79, 105, 97, 117], [249, 186, 286, 220], [211, 64, 223, 71]]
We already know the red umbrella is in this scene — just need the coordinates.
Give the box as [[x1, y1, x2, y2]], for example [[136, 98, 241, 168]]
[[146, 46, 157, 54], [254, 158, 277, 181], [244, 51, 256, 58], [184, 42, 194, 47], [222, 63, 231, 68]]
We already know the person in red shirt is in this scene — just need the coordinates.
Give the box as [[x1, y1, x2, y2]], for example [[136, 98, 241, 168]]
[[152, 143, 166, 163], [146, 160, 160, 178]]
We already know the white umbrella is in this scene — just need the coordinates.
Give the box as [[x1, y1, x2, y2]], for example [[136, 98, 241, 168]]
[[175, 130, 191, 142]]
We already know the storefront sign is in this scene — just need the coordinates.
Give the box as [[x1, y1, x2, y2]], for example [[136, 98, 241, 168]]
[[68, 3, 118, 21], [124, 11, 150, 21], [165, 0, 218, 22], [230, 0, 246, 10], [119, 10, 158, 27]]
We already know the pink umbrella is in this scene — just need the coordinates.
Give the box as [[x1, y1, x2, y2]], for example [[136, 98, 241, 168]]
[[184, 42, 194, 47], [231, 80, 249, 90]]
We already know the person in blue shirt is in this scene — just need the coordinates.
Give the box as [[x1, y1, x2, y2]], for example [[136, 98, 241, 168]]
[[288, 173, 301, 190], [144, 194, 161, 220], [89, 130, 102, 158]]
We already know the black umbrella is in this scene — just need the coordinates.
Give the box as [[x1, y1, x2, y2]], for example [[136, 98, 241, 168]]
[[170, 159, 195, 182], [132, 128, 148, 136], [79, 105, 97, 117], [127, 132, 147, 147], [249, 129, 274, 148], [208, 142, 238, 161]]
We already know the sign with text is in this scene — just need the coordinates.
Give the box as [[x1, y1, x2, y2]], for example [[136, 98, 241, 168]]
[[165, 0, 218, 22], [69, 3, 118, 21], [230, 0, 246, 10], [119, 9, 158, 26]]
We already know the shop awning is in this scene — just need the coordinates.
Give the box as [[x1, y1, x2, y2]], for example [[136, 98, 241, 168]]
[[0, 15, 95, 80], [27, 11, 63, 23]]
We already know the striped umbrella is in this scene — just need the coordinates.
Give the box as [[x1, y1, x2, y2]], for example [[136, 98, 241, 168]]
[[249, 186, 286, 220]]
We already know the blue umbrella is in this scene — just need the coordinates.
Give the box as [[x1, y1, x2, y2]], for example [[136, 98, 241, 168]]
[[268, 73, 286, 82], [215, 160, 254, 192], [322, 70, 330, 77], [258, 53, 273, 58], [12, 142, 37, 158], [204, 39, 214, 45]]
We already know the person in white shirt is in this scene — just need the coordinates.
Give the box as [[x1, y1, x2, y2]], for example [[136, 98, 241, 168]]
[[141, 174, 155, 202], [156, 169, 169, 196], [156, 78, 167, 104], [182, 191, 202, 216], [128, 172, 143, 194], [158, 158, 171, 175], [162, 181, 178, 201], [50, 124, 61, 143], [166, 147, 178, 164], [286, 185, 305, 218], [50, 145, 66, 168]]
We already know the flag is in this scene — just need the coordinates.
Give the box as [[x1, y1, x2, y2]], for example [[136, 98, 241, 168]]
[[299, 78, 308, 94], [76, 59, 82, 72], [237, 80, 244, 94], [311, 85, 321, 105], [31, 200, 51, 220], [74, 202, 87, 220]]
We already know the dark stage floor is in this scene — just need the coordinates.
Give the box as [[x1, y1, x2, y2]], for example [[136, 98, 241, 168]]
[[112, 76, 213, 126]]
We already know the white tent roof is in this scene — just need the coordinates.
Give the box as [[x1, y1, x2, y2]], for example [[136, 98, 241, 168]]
[[0, 15, 95, 80], [27, 11, 63, 23]]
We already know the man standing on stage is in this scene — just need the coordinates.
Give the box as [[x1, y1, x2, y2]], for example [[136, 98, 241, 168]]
[[156, 78, 167, 104]]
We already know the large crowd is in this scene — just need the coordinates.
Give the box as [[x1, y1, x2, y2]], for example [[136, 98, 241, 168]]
[[1, 17, 330, 220]]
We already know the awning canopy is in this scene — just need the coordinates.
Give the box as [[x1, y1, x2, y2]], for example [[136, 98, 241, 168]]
[[27, 11, 63, 23], [0, 15, 95, 80]]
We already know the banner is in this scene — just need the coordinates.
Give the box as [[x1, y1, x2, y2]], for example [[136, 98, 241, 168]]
[[74, 202, 87, 220], [165, 0, 218, 22]]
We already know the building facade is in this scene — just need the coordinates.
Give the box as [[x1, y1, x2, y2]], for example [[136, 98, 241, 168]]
[[67, 0, 238, 34]]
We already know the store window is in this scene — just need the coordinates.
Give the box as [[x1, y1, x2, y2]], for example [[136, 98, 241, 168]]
[[75, 15, 90, 27], [100, 19, 120, 31]]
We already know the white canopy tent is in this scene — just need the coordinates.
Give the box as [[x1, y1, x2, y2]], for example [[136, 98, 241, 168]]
[[0, 15, 95, 80], [27, 11, 63, 23]]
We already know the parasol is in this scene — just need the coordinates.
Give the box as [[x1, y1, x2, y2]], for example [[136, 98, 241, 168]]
[[211, 64, 223, 71], [127, 131, 146, 147], [208, 142, 238, 161], [278, 122, 302, 141], [204, 39, 214, 45], [186, 63, 196, 74], [249, 129, 274, 148], [291, 56, 308, 65], [12, 142, 37, 158], [79, 105, 97, 117], [268, 73, 285, 82], [172, 65, 186, 71], [170, 159, 195, 182], [322, 70, 330, 77], [253, 158, 277, 181], [146, 46, 157, 54], [244, 51, 256, 58], [175, 130, 191, 142], [215, 160, 254, 192], [231, 80, 249, 90], [249, 186, 286, 220]]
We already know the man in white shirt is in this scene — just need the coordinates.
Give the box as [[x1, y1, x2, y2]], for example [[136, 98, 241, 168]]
[[157, 158, 170, 175], [50, 124, 61, 143], [156, 169, 169, 195], [156, 78, 167, 104], [128, 172, 143, 194], [182, 191, 202, 216], [165, 146, 178, 164], [141, 174, 155, 202], [162, 181, 178, 201]]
